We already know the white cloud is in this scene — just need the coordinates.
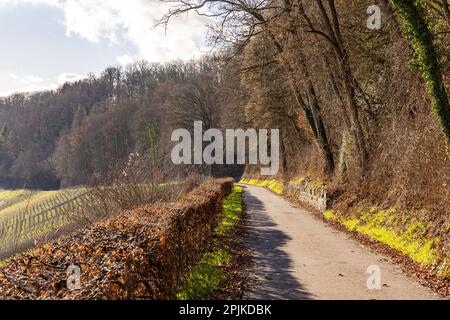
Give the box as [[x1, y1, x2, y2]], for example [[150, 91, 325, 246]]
[[0, 72, 57, 96], [0, 72, 86, 96], [116, 54, 135, 66], [0, 0, 58, 6], [57, 72, 86, 85], [62, 0, 211, 62], [0, 0, 211, 62], [23, 75, 44, 84]]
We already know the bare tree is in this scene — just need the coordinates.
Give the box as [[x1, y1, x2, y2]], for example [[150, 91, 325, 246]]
[[160, 0, 337, 176]]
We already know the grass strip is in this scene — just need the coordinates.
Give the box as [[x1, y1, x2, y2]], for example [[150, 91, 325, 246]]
[[176, 186, 243, 300]]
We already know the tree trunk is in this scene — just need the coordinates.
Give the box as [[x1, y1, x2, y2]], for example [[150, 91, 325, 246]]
[[315, 0, 369, 176], [390, 0, 450, 156], [306, 83, 336, 176], [267, 30, 336, 176], [336, 53, 369, 175]]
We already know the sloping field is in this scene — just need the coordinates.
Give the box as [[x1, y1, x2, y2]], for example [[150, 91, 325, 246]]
[[0, 188, 88, 256], [0, 190, 33, 212], [0, 189, 86, 218]]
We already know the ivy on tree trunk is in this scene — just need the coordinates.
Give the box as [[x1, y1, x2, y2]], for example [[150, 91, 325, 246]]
[[390, 0, 450, 155]]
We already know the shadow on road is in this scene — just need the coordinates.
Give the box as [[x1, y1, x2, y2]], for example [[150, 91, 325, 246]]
[[243, 188, 312, 300]]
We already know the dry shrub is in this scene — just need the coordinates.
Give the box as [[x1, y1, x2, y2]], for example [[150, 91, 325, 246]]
[[361, 43, 450, 215], [80, 154, 204, 222], [0, 178, 234, 300]]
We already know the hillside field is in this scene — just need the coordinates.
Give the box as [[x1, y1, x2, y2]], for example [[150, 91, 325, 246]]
[[0, 188, 88, 256]]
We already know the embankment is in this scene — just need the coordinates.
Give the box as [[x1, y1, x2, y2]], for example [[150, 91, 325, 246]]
[[239, 176, 449, 288]]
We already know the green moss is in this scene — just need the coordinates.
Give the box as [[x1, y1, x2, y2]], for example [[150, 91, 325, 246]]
[[359, 208, 397, 226], [324, 208, 438, 266], [239, 178, 284, 195], [215, 186, 243, 235], [176, 186, 243, 300], [176, 249, 231, 300], [267, 180, 284, 195], [357, 225, 435, 265], [342, 218, 361, 231], [324, 210, 337, 221]]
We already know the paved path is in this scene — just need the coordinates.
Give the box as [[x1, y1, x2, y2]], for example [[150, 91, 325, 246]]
[[241, 185, 442, 300]]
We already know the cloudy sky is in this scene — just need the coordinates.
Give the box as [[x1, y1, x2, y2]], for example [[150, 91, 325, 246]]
[[0, 0, 210, 96]]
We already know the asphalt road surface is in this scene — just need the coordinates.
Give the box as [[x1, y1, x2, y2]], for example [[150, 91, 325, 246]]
[[241, 185, 442, 300]]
